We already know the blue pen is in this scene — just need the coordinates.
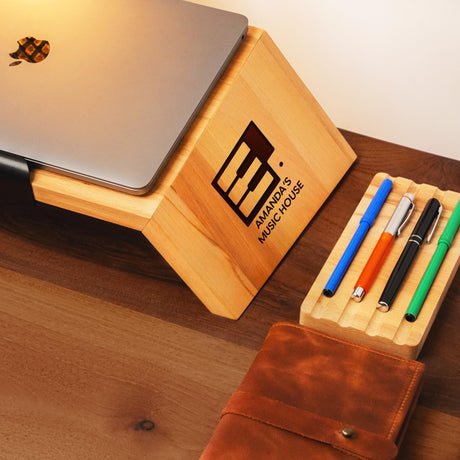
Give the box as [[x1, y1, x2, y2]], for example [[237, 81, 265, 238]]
[[323, 178, 393, 297]]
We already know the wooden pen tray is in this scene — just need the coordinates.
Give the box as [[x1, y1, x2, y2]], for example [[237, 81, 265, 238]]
[[300, 173, 460, 359]]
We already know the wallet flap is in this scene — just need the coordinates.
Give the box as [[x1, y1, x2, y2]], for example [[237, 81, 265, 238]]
[[223, 391, 398, 460], [239, 323, 424, 441]]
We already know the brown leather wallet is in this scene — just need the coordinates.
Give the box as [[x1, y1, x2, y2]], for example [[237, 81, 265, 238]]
[[201, 322, 424, 459]]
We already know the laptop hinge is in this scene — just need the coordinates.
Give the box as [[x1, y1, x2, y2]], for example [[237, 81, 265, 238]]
[[0, 150, 35, 206]]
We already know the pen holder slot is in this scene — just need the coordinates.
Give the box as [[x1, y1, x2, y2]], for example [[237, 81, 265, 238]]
[[300, 172, 460, 359]]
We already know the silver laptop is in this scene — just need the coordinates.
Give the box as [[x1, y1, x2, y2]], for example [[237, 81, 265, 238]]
[[0, 0, 248, 194]]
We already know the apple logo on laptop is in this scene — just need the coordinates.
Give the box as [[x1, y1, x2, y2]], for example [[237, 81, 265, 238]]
[[9, 36, 50, 66]]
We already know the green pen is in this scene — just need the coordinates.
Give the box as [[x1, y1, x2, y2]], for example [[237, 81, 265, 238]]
[[405, 200, 460, 322]]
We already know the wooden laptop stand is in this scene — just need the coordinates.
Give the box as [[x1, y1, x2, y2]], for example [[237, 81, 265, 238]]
[[29, 27, 356, 319]]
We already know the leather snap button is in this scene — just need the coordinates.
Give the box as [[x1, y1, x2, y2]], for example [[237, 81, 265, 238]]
[[341, 427, 355, 438]]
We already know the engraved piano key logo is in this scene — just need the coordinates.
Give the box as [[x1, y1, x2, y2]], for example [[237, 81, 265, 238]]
[[212, 121, 280, 226]]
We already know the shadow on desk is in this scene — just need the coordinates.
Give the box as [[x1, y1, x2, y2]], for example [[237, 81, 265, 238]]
[[0, 132, 459, 458]]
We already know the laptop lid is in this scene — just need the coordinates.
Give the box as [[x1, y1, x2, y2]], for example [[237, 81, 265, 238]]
[[0, 0, 248, 194]]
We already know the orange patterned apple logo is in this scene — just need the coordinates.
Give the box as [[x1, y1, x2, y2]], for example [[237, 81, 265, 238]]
[[9, 36, 50, 66]]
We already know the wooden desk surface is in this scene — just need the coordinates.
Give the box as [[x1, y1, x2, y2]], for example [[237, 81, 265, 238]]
[[0, 131, 459, 458]]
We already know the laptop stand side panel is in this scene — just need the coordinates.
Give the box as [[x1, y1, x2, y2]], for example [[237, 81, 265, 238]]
[[29, 28, 356, 319]]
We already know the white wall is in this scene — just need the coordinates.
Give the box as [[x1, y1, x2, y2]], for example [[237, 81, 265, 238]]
[[191, 0, 460, 161]]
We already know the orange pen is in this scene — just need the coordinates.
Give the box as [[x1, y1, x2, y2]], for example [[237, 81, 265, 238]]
[[351, 193, 415, 302]]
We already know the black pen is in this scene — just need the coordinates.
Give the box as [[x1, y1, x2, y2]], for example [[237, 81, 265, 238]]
[[377, 198, 442, 312]]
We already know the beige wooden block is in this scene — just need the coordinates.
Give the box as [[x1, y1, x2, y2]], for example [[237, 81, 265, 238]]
[[31, 27, 356, 318], [300, 173, 460, 358]]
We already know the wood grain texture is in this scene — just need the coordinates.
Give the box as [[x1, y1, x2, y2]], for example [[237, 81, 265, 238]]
[[0, 267, 257, 459], [0, 265, 458, 458], [143, 29, 355, 319], [0, 41, 458, 456], [300, 173, 460, 359], [1, 134, 458, 417], [399, 406, 460, 459], [29, 27, 355, 319]]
